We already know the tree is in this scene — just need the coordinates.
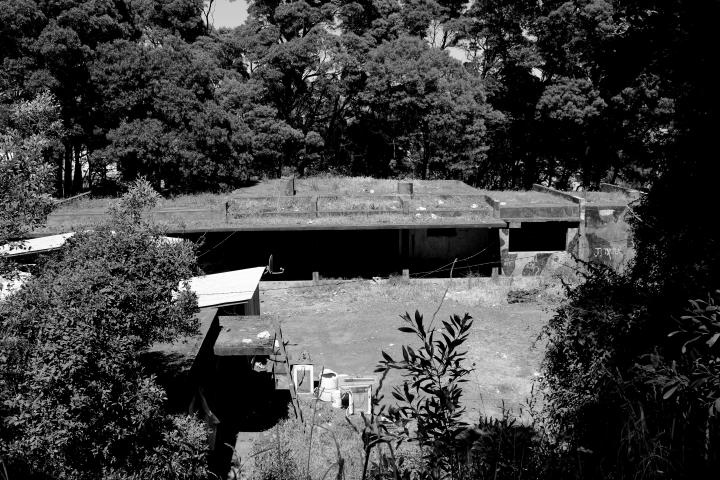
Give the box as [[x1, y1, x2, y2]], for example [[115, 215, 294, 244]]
[[531, 0, 676, 188], [0, 180, 211, 479], [0, 91, 60, 246], [92, 35, 250, 191], [358, 35, 496, 179], [539, 1, 720, 478], [377, 311, 474, 477]]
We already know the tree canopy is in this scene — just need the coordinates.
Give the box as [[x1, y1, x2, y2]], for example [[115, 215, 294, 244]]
[[0, 0, 693, 194]]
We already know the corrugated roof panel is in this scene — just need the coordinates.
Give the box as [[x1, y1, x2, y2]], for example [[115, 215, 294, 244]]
[[0, 233, 76, 257], [1, 232, 182, 257], [185, 267, 265, 308]]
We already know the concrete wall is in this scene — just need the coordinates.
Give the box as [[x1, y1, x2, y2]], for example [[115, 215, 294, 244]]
[[582, 205, 635, 272], [187, 210, 634, 279], [498, 205, 635, 276], [499, 228, 576, 276]]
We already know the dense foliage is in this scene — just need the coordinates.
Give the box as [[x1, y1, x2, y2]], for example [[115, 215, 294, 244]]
[[355, 311, 536, 480], [537, 1, 720, 477], [0, 92, 60, 245], [0, 181, 210, 479], [0, 0, 695, 194]]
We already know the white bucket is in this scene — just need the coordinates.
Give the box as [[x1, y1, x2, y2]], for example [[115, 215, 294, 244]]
[[319, 369, 338, 391], [319, 388, 334, 402], [331, 389, 342, 408]]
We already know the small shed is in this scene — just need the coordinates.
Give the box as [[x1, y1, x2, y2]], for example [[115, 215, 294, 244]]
[[184, 266, 266, 314]]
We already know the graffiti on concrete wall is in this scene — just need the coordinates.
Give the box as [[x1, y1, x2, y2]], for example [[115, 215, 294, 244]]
[[592, 247, 623, 259], [584, 205, 634, 272]]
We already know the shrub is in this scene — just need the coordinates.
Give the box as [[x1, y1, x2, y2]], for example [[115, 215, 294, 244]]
[[359, 310, 537, 480], [0, 180, 210, 479], [538, 261, 720, 479], [250, 398, 365, 480]]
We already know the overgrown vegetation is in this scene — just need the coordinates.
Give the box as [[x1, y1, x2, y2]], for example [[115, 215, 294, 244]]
[[3, 0, 720, 478], [0, 180, 211, 479], [0, 92, 59, 245]]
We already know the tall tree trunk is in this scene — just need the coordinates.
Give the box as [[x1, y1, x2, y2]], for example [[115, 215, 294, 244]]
[[86, 156, 93, 192], [63, 142, 72, 197], [421, 127, 431, 180], [73, 143, 83, 192], [56, 155, 64, 197]]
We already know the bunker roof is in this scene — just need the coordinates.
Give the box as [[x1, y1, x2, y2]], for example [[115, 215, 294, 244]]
[[30, 178, 640, 235], [567, 190, 641, 206], [148, 307, 218, 361]]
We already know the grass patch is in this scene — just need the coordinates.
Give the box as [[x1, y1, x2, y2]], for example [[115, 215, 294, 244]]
[[317, 195, 403, 212], [229, 196, 315, 215], [571, 190, 638, 204], [262, 277, 562, 420], [247, 397, 367, 480], [479, 190, 571, 205]]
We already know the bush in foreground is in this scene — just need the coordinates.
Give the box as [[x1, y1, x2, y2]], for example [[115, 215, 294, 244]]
[[0, 180, 211, 479]]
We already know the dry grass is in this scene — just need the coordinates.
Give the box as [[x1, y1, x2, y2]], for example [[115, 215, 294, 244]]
[[262, 277, 561, 421], [317, 195, 403, 212], [248, 397, 367, 480], [230, 196, 315, 214], [406, 195, 493, 213], [478, 190, 571, 205], [572, 190, 638, 204], [248, 277, 563, 479], [233, 177, 479, 197]]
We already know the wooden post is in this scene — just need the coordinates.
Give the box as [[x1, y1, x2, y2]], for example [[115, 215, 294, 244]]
[[400, 196, 409, 215], [285, 176, 296, 196]]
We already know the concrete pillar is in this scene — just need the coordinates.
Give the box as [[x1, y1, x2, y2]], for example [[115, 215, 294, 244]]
[[577, 198, 588, 261], [498, 228, 510, 275]]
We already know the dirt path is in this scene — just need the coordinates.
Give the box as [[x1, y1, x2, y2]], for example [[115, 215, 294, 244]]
[[261, 278, 553, 419]]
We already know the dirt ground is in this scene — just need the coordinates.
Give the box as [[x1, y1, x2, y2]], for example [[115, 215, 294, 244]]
[[261, 277, 557, 420]]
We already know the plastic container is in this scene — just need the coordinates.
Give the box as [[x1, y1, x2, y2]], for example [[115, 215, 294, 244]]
[[319, 369, 338, 391], [331, 389, 342, 408], [320, 387, 340, 403]]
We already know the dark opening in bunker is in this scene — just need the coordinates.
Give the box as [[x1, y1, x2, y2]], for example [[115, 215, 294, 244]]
[[508, 222, 575, 252], [184, 227, 502, 279]]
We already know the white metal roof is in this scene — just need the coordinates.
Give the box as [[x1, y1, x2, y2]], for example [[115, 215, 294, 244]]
[[1, 232, 182, 257], [0, 233, 76, 257], [185, 267, 265, 308]]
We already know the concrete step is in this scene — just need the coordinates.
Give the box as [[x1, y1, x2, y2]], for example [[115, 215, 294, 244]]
[[275, 375, 290, 390]]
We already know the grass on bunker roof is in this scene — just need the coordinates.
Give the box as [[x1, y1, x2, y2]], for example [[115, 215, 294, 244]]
[[571, 190, 639, 204], [232, 176, 481, 196], [479, 189, 572, 205]]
